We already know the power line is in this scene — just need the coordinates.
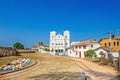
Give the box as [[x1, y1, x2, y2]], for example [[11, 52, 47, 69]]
[[117, 29, 120, 36], [78, 29, 120, 42], [110, 29, 120, 36], [80, 32, 108, 41]]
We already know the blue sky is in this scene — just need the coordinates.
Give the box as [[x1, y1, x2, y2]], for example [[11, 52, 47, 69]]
[[0, 0, 120, 48]]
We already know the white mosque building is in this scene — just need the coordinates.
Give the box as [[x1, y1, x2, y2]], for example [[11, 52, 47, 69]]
[[49, 30, 70, 55]]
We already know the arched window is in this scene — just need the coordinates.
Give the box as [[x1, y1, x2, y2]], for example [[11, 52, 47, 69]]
[[109, 42, 110, 46], [117, 41, 119, 46], [91, 44, 93, 48], [99, 51, 104, 55], [83, 45, 86, 49], [104, 43, 107, 46], [79, 46, 81, 49], [76, 46, 78, 49], [114, 42, 116, 46]]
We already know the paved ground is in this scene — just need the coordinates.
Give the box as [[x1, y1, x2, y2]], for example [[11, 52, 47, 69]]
[[0, 53, 118, 80]]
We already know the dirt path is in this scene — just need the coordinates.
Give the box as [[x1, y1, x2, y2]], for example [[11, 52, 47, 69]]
[[73, 58, 118, 80]]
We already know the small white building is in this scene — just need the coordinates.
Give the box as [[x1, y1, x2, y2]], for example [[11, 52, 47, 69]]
[[94, 46, 110, 58], [67, 40, 100, 58], [31, 45, 39, 52], [49, 31, 70, 55], [31, 44, 49, 53]]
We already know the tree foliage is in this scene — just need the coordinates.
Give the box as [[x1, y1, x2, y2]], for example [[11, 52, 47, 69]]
[[38, 41, 44, 45], [44, 48, 50, 52], [85, 50, 96, 58], [13, 42, 24, 49]]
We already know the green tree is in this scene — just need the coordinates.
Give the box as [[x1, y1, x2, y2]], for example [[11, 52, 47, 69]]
[[44, 48, 50, 52], [38, 41, 44, 45], [85, 50, 96, 58], [13, 42, 24, 49]]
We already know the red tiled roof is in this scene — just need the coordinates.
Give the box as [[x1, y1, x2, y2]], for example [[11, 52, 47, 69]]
[[68, 40, 97, 49], [32, 45, 39, 48], [94, 46, 111, 52], [75, 40, 96, 46]]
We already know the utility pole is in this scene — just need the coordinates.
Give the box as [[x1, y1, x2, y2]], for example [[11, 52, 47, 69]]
[[118, 30, 120, 71], [106, 32, 113, 52], [110, 32, 112, 53], [107, 32, 113, 63]]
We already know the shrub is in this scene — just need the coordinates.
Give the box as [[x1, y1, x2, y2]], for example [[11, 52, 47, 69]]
[[44, 48, 50, 52], [99, 59, 109, 66], [99, 62, 108, 66], [85, 50, 96, 58]]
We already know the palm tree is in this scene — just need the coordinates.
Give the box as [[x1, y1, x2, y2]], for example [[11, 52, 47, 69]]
[[38, 41, 44, 46]]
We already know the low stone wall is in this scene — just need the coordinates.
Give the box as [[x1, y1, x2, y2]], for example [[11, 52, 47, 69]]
[[0, 46, 17, 57], [17, 49, 35, 53]]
